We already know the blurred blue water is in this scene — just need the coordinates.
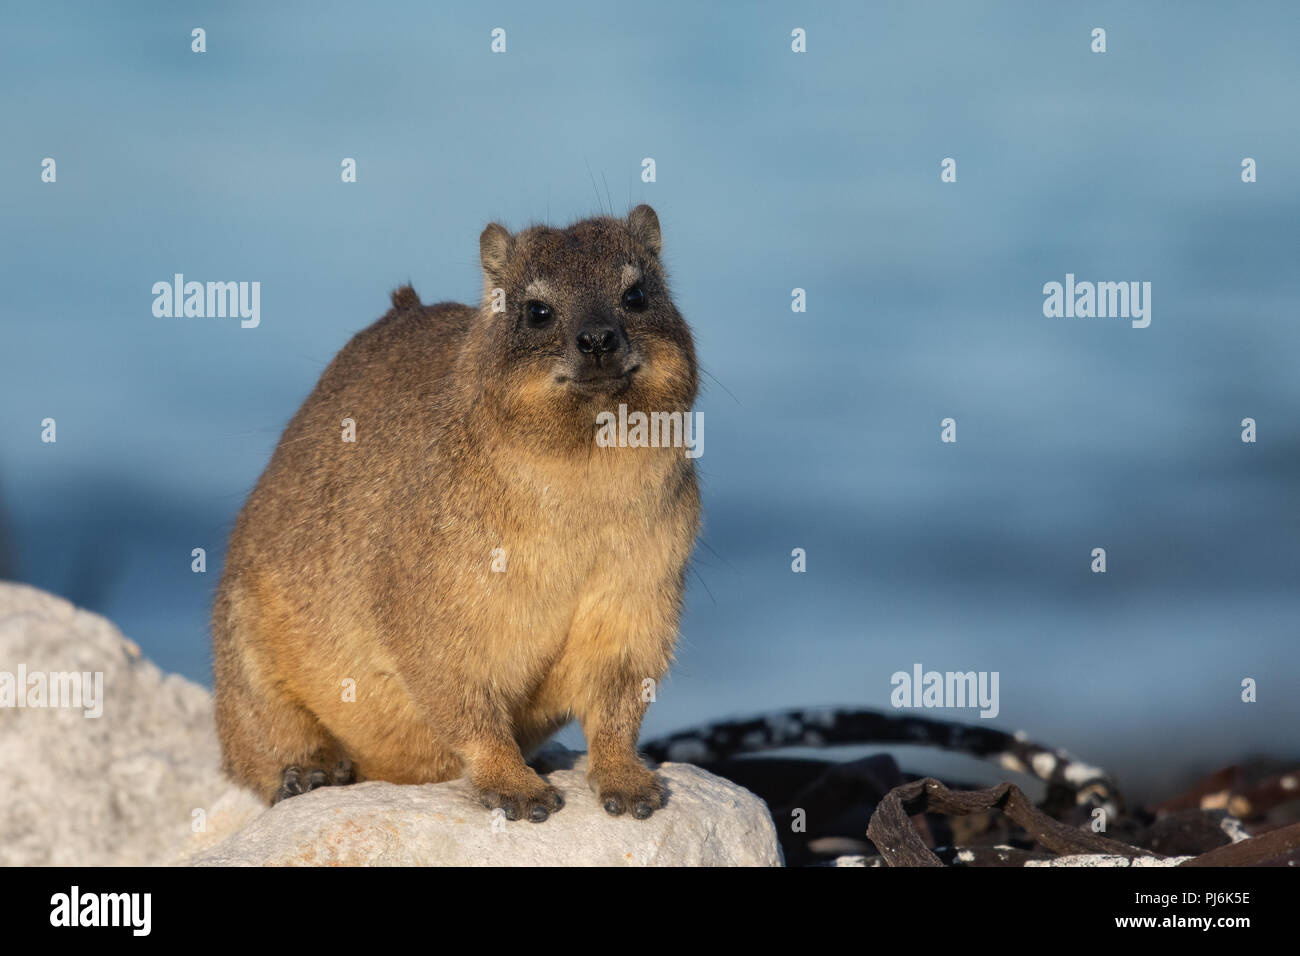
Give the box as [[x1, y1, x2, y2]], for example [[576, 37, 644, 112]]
[[2, 1, 1297, 798]]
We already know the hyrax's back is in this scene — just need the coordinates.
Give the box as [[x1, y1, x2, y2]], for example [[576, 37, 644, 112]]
[[214, 206, 700, 821], [213, 299, 477, 797]]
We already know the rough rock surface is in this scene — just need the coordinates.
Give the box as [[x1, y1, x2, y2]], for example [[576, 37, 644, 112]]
[[0, 582, 224, 866], [178, 747, 783, 866], [0, 583, 783, 867]]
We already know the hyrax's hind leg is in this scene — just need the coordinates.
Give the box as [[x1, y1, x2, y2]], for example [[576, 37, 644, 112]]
[[213, 627, 352, 804], [215, 665, 352, 804]]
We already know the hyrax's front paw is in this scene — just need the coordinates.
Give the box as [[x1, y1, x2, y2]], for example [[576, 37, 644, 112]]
[[474, 776, 565, 823], [591, 762, 666, 820]]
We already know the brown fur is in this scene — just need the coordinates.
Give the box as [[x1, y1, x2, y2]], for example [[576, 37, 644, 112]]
[[213, 205, 699, 821]]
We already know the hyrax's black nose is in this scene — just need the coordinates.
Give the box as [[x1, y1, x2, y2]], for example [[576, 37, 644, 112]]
[[576, 323, 620, 356]]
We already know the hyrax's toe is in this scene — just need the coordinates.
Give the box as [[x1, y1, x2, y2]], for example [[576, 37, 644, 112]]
[[272, 761, 353, 804], [476, 782, 565, 823], [272, 765, 305, 803], [595, 771, 666, 819]]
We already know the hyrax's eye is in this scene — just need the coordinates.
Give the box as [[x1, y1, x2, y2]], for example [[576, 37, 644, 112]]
[[622, 284, 648, 312], [524, 300, 554, 328]]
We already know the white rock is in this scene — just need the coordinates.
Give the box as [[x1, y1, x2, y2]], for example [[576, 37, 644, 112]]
[[0, 582, 226, 866], [179, 750, 783, 866], [0, 583, 783, 867]]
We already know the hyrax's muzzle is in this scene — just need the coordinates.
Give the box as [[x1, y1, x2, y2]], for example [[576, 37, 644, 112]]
[[563, 312, 638, 394]]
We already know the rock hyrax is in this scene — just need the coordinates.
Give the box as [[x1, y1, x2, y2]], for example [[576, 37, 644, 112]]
[[213, 205, 700, 821]]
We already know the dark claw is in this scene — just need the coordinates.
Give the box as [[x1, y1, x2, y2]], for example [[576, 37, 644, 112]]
[[273, 762, 353, 804], [598, 778, 666, 819]]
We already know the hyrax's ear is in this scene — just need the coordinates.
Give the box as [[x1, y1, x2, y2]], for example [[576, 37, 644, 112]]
[[627, 204, 662, 257], [479, 222, 514, 278]]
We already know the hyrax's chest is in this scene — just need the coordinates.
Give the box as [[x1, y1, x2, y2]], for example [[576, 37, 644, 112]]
[[462, 448, 692, 644]]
